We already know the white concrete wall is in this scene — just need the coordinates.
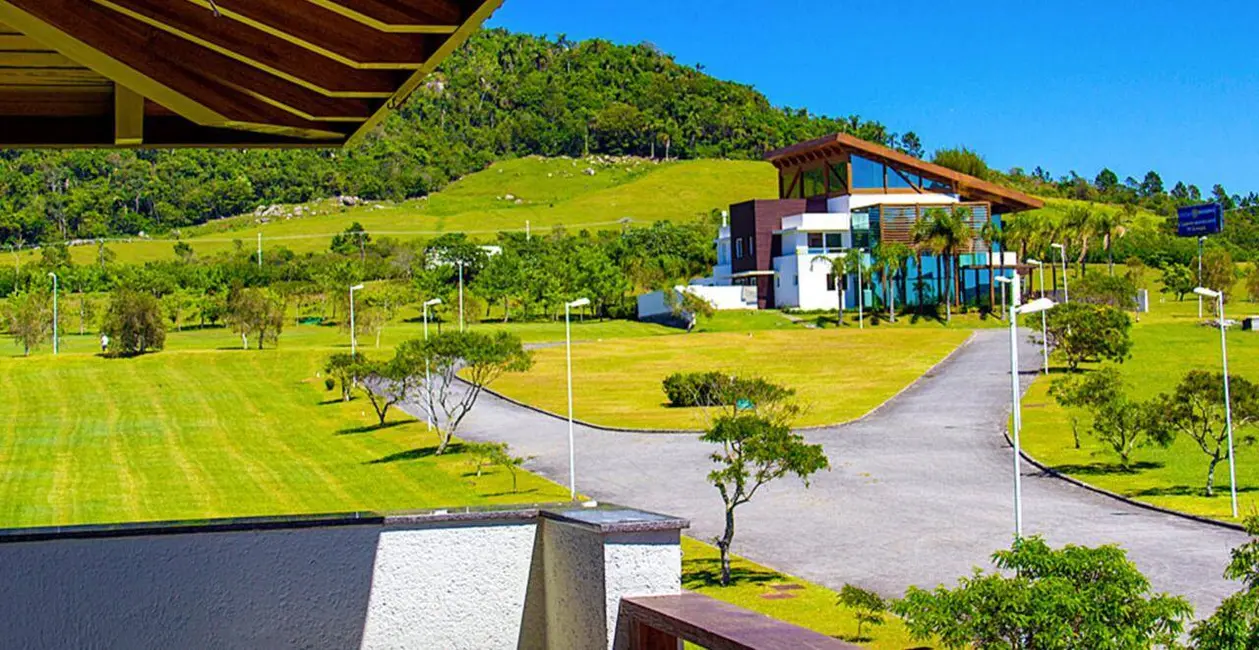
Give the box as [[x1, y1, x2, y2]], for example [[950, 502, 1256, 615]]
[[637, 290, 673, 320], [0, 510, 686, 650], [841, 192, 960, 211], [772, 255, 798, 308], [361, 523, 541, 650], [638, 286, 752, 319]]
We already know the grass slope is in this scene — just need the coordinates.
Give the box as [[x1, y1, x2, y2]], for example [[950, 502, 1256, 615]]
[[54, 157, 775, 265], [491, 327, 971, 430], [681, 538, 920, 648], [1020, 277, 1259, 521]]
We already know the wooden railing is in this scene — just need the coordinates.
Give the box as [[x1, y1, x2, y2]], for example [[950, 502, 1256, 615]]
[[618, 592, 860, 650]]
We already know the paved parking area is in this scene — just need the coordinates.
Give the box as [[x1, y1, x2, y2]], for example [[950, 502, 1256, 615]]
[[436, 329, 1245, 614]]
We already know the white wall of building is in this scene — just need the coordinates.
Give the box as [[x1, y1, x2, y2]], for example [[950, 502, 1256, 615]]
[[637, 286, 755, 320], [828, 192, 960, 213]]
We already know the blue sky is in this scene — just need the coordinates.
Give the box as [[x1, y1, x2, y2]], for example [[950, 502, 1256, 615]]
[[489, 1, 1259, 195]]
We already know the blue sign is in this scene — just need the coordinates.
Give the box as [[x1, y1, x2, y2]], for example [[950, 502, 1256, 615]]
[[1178, 203, 1224, 238]]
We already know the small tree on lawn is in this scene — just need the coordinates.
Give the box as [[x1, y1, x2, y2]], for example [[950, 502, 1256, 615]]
[[703, 414, 828, 586], [1050, 368, 1171, 468], [1044, 302, 1133, 373], [1160, 263, 1196, 302], [1151, 370, 1259, 497], [226, 287, 286, 350], [894, 536, 1192, 649], [324, 353, 362, 402], [408, 331, 532, 455], [355, 354, 417, 428], [838, 584, 887, 642], [1192, 514, 1259, 649], [101, 288, 166, 356], [3, 290, 51, 356], [1247, 265, 1259, 303]]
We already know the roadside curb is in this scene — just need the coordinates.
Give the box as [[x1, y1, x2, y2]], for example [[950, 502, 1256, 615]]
[[1005, 431, 1247, 533], [481, 330, 980, 436]]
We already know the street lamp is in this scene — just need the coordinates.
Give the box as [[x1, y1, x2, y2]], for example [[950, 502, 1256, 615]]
[[1026, 259, 1049, 374], [1198, 237, 1207, 319], [457, 260, 466, 333], [349, 284, 365, 356], [1196, 286, 1238, 518], [997, 274, 1055, 538], [565, 297, 590, 501], [422, 298, 443, 431], [855, 249, 866, 330], [1050, 243, 1069, 303], [47, 272, 58, 355]]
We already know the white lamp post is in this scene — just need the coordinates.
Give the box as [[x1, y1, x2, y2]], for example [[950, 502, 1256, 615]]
[[1195, 286, 1238, 518], [1198, 237, 1207, 319], [47, 272, 58, 355], [1026, 259, 1049, 374], [856, 249, 865, 330], [349, 283, 365, 356], [422, 298, 443, 431], [457, 260, 466, 332], [1050, 243, 1069, 303], [997, 274, 1055, 538], [565, 297, 590, 501]]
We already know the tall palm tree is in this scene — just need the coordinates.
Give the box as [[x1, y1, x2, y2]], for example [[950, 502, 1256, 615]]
[[873, 242, 911, 322], [1096, 203, 1137, 276], [937, 207, 975, 317], [1063, 204, 1095, 277], [979, 220, 1001, 310], [911, 211, 941, 311]]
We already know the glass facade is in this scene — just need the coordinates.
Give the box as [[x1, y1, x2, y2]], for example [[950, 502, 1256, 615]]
[[851, 208, 876, 249], [887, 167, 920, 190], [851, 155, 884, 189], [801, 167, 826, 198]]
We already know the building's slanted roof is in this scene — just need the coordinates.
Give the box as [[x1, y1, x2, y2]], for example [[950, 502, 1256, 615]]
[[0, 0, 501, 148], [765, 133, 1044, 213]]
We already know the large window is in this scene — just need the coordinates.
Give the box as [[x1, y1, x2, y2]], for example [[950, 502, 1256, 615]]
[[852, 208, 875, 249], [922, 176, 953, 193], [827, 164, 848, 194], [825, 233, 843, 249], [887, 166, 920, 190], [808, 233, 824, 249], [801, 166, 826, 198], [851, 155, 885, 190]]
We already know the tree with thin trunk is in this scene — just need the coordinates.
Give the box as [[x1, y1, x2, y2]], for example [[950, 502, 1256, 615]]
[[1152, 370, 1259, 497], [703, 414, 828, 586], [3, 290, 51, 356], [1063, 204, 1095, 276]]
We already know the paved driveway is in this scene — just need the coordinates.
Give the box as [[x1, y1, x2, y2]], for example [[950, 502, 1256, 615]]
[[420, 329, 1246, 614]]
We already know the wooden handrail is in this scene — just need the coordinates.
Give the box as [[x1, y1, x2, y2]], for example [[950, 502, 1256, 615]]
[[618, 592, 860, 650]]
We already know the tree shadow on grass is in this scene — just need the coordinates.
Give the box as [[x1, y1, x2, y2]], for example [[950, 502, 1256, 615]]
[[480, 488, 540, 498], [1131, 484, 1259, 498], [337, 421, 408, 436], [1049, 461, 1163, 476], [682, 558, 781, 590], [367, 443, 464, 465]]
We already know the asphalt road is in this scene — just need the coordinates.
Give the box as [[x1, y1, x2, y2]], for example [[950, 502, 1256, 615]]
[[407, 328, 1247, 615]]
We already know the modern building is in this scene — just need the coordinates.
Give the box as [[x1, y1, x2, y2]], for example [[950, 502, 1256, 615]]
[[707, 133, 1043, 311]]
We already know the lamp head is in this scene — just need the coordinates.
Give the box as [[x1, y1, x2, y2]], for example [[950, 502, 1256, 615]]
[[1194, 287, 1221, 299], [47, 271, 56, 279], [994, 276, 1014, 285], [424, 298, 443, 307], [350, 284, 365, 291], [1015, 298, 1057, 316], [568, 298, 591, 308], [1051, 243, 1064, 249], [1026, 258, 1042, 266]]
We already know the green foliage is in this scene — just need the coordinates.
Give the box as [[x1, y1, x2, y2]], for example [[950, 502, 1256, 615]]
[[1050, 368, 1169, 467], [1160, 263, 1197, 301], [404, 331, 532, 454], [1202, 249, 1238, 304], [1248, 266, 1259, 303], [1151, 370, 1259, 497], [665, 288, 716, 324], [225, 287, 286, 350], [1074, 272, 1138, 309], [662, 371, 795, 411], [893, 536, 1193, 649], [464, 441, 532, 493], [837, 584, 887, 641], [1191, 515, 1259, 649], [3, 290, 50, 356], [329, 222, 370, 258], [324, 353, 362, 403], [101, 288, 166, 356], [931, 147, 990, 180], [1044, 303, 1133, 372], [702, 413, 828, 586]]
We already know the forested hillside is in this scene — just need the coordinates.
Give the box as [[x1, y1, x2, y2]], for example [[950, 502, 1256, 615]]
[[0, 29, 894, 247]]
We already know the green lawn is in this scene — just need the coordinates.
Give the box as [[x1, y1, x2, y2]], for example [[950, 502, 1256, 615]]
[[681, 538, 922, 648], [491, 328, 971, 430], [1021, 288, 1259, 521], [45, 157, 775, 265]]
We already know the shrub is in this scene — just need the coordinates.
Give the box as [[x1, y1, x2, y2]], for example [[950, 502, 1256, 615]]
[[663, 372, 794, 410], [323, 377, 336, 391]]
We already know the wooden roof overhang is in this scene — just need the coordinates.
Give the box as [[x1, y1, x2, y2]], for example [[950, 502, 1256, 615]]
[[0, 0, 501, 148], [765, 133, 1044, 214]]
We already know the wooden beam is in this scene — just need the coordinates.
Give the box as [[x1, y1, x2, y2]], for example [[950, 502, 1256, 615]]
[[95, 0, 400, 97], [0, 88, 110, 116], [347, 0, 501, 146], [182, 0, 438, 69], [0, 0, 345, 140], [114, 83, 143, 145], [303, 0, 463, 33]]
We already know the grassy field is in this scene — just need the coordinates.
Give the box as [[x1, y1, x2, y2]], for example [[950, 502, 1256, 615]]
[[1020, 281, 1259, 521], [43, 157, 775, 265], [681, 538, 921, 648], [491, 328, 971, 430]]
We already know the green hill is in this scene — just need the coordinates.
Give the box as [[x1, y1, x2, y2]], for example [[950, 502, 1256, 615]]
[[50, 157, 775, 265]]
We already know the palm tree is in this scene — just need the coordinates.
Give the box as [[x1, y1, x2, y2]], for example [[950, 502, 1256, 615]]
[[874, 242, 911, 322], [1096, 203, 1136, 276], [937, 208, 975, 320], [1063, 204, 1095, 277], [979, 220, 1001, 310], [911, 212, 940, 312]]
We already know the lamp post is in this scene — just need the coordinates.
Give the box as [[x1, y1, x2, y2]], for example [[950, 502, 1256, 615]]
[[457, 260, 466, 332], [1026, 259, 1049, 374], [565, 297, 591, 501], [856, 249, 865, 330], [1051, 243, 1069, 303], [1198, 236, 1207, 319], [1195, 286, 1237, 518], [47, 272, 58, 355], [349, 283, 365, 357], [421, 298, 443, 431], [257, 232, 263, 268], [996, 275, 1055, 538]]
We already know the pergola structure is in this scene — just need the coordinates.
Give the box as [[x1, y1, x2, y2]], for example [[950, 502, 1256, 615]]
[[0, 0, 501, 148]]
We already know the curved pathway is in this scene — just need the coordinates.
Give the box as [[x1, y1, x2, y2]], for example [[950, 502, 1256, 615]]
[[433, 329, 1245, 614]]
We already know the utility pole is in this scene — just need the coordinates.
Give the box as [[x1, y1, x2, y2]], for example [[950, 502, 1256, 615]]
[[257, 232, 262, 268]]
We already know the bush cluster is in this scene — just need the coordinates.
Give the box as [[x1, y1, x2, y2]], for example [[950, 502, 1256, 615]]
[[662, 372, 791, 408]]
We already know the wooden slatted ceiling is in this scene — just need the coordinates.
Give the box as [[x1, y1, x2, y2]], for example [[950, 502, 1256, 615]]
[[0, 0, 501, 148]]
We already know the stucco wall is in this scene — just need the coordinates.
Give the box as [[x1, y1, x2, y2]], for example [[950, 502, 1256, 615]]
[[603, 531, 682, 649]]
